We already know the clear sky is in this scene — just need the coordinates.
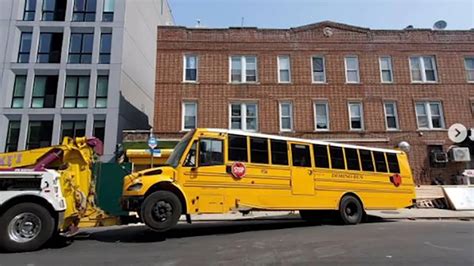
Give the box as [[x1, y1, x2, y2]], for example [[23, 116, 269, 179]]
[[169, 0, 473, 30]]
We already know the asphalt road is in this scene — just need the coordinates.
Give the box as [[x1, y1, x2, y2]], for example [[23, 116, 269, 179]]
[[0, 219, 473, 265]]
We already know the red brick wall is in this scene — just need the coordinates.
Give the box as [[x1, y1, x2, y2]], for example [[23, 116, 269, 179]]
[[154, 22, 474, 184]]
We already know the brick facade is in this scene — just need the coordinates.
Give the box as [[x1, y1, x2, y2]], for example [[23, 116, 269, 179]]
[[154, 21, 474, 185]]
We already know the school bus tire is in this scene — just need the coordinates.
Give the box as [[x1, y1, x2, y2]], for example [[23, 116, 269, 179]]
[[140, 191, 182, 232], [338, 195, 363, 225]]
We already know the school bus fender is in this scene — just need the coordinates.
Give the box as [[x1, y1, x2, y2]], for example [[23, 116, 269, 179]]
[[144, 181, 188, 215], [336, 192, 365, 210]]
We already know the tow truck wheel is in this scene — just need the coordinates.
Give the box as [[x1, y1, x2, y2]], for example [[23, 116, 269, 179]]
[[141, 191, 182, 232], [0, 203, 55, 252]]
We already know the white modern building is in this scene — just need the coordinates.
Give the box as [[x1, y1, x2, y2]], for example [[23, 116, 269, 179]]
[[0, 0, 174, 161]]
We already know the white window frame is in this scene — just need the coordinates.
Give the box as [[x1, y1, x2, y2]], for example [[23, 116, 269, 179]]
[[344, 56, 360, 83], [379, 56, 394, 83], [279, 101, 293, 132], [348, 102, 364, 131], [183, 54, 198, 82], [277, 55, 291, 83], [229, 102, 258, 132], [409, 56, 438, 83], [313, 101, 330, 131], [464, 57, 474, 83], [229, 56, 258, 83], [383, 101, 399, 131], [415, 101, 445, 130], [181, 101, 197, 131], [311, 56, 326, 83]]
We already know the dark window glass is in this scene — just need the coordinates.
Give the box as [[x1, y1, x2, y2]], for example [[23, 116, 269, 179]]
[[373, 151, 388, 172], [313, 144, 329, 168], [185, 55, 197, 81], [73, 0, 97, 22], [329, 146, 345, 170], [250, 137, 268, 164], [27, 121, 53, 149], [99, 33, 112, 64], [228, 134, 248, 162], [93, 120, 105, 143], [68, 33, 93, 64], [18, 32, 32, 63], [387, 153, 400, 173], [6, 121, 21, 152], [37, 33, 63, 63], [183, 141, 197, 167], [31, 76, 58, 108], [61, 120, 86, 140], [23, 0, 36, 21], [64, 76, 89, 108], [271, 139, 288, 165], [359, 149, 375, 172], [95, 76, 108, 108], [345, 148, 360, 171], [291, 144, 311, 167], [11, 75, 27, 108], [199, 139, 223, 166], [102, 0, 115, 21], [42, 0, 66, 21]]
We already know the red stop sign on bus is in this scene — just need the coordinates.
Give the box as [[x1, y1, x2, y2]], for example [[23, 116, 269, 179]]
[[231, 162, 246, 179]]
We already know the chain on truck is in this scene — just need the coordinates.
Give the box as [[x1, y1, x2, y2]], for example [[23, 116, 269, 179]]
[[0, 137, 134, 252]]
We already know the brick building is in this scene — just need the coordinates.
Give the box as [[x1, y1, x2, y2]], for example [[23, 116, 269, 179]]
[[153, 21, 474, 184]]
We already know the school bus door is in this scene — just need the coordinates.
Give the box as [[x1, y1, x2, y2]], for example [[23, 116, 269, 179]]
[[289, 143, 315, 195]]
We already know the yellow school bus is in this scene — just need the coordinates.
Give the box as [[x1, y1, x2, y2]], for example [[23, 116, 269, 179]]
[[121, 128, 415, 231]]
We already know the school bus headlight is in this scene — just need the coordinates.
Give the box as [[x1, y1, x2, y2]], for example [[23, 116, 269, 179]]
[[127, 183, 143, 191]]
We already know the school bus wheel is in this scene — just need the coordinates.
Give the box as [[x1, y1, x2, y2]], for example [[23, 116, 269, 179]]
[[140, 191, 182, 232], [338, 195, 364, 225]]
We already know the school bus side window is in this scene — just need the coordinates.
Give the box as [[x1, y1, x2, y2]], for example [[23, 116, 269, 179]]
[[250, 137, 269, 164], [313, 144, 330, 168], [359, 149, 375, 171], [228, 134, 248, 162], [330, 146, 345, 169], [199, 139, 224, 166], [271, 139, 288, 165], [373, 151, 388, 172], [345, 148, 360, 171], [386, 153, 400, 173], [183, 141, 197, 167], [291, 144, 311, 167]]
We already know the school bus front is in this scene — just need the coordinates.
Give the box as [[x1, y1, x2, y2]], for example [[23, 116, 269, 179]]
[[121, 128, 415, 231]]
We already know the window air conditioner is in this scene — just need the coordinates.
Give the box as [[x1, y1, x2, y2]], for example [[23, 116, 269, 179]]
[[430, 151, 448, 164], [449, 147, 471, 162]]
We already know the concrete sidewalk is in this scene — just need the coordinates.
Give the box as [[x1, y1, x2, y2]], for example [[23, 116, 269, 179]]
[[182, 209, 474, 221]]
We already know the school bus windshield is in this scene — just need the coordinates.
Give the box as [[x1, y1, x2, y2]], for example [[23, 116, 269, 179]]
[[166, 130, 194, 168]]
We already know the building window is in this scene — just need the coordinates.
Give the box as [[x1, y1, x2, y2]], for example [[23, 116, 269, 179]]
[[278, 55, 291, 83], [93, 120, 105, 142], [61, 120, 86, 139], [384, 102, 399, 130], [73, 0, 96, 22], [312, 56, 326, 83], [348, 102, 364, 130], [379, 56, 393, 83], [18, 32, 32, 63], [42, 0, 66, 21], [409, 56, 438, 82], [37, 33, 63, 63], [415, 101, 445, 129], [464, 57, 474, 82], [27, 121, 53, 149], [23, 0, 36, 21], [6, 121, 21, 152], [230, 103, 258, 131], [103, 0, 115, 22], [11, 75, 27, 108], [64, 76, 89, 108], [279, 101, 293, 132], [344, 56, 360, 83], [183, 55, 198, 82], [99, 33, 112, 64], [314, 101, 329, 130], [230, 56, 257, 83], [68, 33, 93, 64], [182, 101, 197, 131], [95, 76, 108, 108], [31, 76, 58, 108]]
